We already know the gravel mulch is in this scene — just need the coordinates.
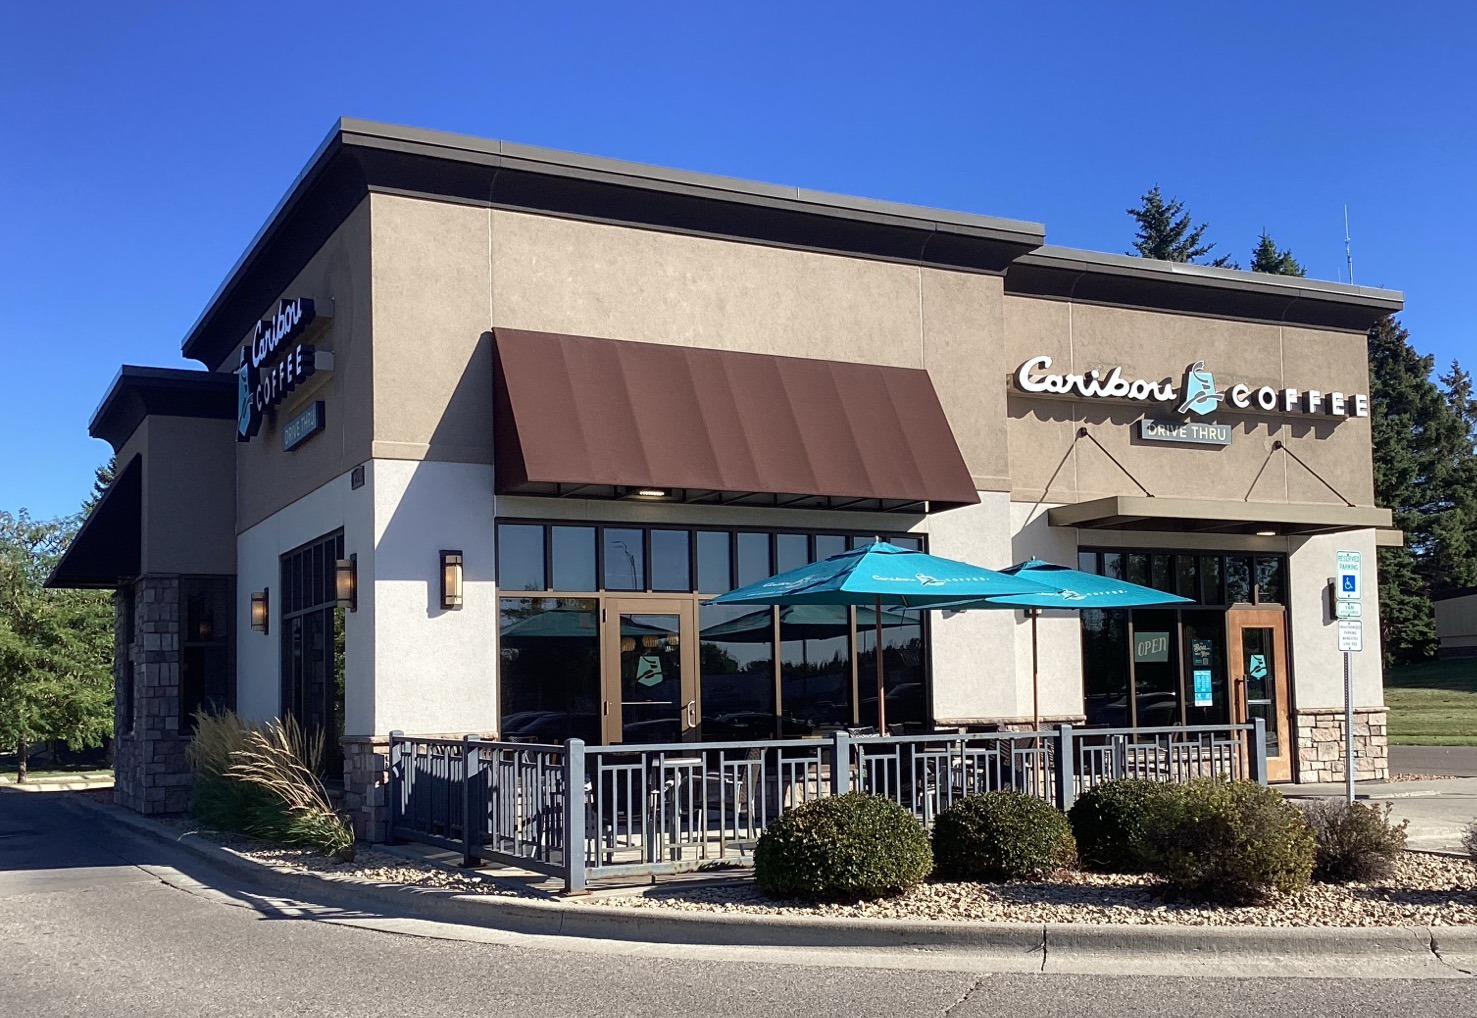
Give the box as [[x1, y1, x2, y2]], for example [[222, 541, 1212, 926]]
[[581, 854, 1477, 928], [150, 817, 522, 897]]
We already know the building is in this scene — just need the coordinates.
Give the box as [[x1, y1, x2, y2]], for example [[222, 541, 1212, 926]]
[[49, 119, 1402, 832], [1435, 589, 1477, 658]]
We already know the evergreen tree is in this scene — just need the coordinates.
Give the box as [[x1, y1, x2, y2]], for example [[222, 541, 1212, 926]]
[[1368, 317, 1477, 662], [81, 456, 117, 516], [0, 511, 113, 781], [1249, 231, 1305, 276], [1434, 361, 1477, 593], [1126, 186, 1232, 266]]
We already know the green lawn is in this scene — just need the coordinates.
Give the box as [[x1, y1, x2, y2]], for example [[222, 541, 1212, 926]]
[[1385, 657, 1477, 745]]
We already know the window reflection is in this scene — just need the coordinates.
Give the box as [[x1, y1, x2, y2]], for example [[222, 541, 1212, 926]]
[[499, 598, 600, 745], [650, 530, 690, 591], [699, 604, 780, 740], [780, 604, 853, 730], [497, 524, 545, 591], [857, 606, 925, 734], [603, 529, 645, 591], [551, 526, 596, 591]]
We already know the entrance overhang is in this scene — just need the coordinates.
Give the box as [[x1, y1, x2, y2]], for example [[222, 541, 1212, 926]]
[[1047, 495, 1392, 537]]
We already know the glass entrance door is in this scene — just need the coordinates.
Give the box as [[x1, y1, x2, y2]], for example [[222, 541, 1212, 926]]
[[1226, 608, 1291, 782], [602, 598, 698, 745]]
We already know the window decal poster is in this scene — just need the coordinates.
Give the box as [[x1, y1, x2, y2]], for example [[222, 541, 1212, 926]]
[[1193, 668, 1214, 707]]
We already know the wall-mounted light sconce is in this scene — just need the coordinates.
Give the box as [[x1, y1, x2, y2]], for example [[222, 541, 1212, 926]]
[[250, 588, 270, 634], [335, 554, 357, 612], [440, 550, 464, 610]]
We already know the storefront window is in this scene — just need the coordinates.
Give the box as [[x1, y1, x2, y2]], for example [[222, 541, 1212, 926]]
[[1079, 547, 1287, 732], [775, 533, 809, 573], [696, 531, 731, 593], [1078, 551, 1098, 575], [280, 531, 345, 779], [1131, 609, 1181, 726], [699, 603, 777, 739], [1255, 557, 1284, 604], [1241, 626, 1281, 755], [494, 521, 931, 742], [499, 597, 600, 745], [1183, 617, 1229, 726], [650, 529, 690, 592], [736, 532, 771, 587], [603, 528, 645, 591], [1175, 555, 1199, 601], [857, 607, 926, 733], [1082, 608, 1130, 726], [780, 605, 853, 730], [1200, 555, 1224, 605], [1225, 555, 1253, 604], [550, 525, 596, 591], [497, 523, 545, 591], [815, 534, 848, 561]]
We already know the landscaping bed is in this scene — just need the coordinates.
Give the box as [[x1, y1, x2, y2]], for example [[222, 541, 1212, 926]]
[[583, 853, 1477, 927], [152, 814, 522, 897]]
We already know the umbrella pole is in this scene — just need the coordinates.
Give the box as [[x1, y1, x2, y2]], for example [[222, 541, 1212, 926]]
[[875, 593, 886, 735], [1031, 608, 1041, 734]]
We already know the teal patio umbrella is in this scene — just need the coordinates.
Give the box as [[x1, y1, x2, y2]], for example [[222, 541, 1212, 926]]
[[704, 541, 1061, 732], [944, 559, 1191, 732]]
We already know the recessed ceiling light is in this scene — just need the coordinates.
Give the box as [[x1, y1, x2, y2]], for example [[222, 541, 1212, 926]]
[[635, 489, 669, 499], [1255, 529, 1277, 537]]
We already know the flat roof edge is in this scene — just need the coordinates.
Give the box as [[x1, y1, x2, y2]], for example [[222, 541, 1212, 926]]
[[89, 364, 237, 447], [1016, 245, 1404, 309]]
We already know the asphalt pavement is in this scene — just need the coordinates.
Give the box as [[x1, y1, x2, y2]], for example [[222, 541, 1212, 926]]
[[2, 791, 1476, 1017]]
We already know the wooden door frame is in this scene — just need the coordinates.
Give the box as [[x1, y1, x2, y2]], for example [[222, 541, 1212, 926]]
[[1226, 607, 1292, 782], [600, 596, 699, 745]]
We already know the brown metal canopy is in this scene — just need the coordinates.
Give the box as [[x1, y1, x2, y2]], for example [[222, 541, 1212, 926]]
[[1047, 495, 1392, 537], [492, 329, 978, 512]]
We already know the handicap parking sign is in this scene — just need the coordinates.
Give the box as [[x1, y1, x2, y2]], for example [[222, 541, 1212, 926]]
[[1336, 551, 1362, 602]]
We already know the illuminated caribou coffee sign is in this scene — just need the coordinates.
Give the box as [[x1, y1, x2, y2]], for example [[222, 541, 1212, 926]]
[[1013, 356, 1370, 420], [236, 298, 332, 442]]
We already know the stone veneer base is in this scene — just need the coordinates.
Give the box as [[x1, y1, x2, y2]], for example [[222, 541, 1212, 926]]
[[1295, 707, 1389, 783], [112, 576, 191, 814]]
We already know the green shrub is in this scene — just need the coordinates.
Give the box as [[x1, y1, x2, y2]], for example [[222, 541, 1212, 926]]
[[1299, 799, 1408, 883], [1143, 779, 1314, 904], [1069, 779, 1186, 873], [932, 791, 1076, 881], [1465, 820, 1477, 868], [753, 793, 932, 901], [187, 710, 355, 861]]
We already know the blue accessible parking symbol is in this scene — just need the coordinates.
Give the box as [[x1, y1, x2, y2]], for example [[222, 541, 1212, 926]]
[[1342, 575, 1357, 593]]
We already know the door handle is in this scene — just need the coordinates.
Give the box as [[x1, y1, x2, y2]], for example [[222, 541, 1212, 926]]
[[684, 700, 696, 727], [602, 700, 609, 718]]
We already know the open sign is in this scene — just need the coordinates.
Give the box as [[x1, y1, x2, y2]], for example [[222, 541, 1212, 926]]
[[1134, 632, 1170, 663]]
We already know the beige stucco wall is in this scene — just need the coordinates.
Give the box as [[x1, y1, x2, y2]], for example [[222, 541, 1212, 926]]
[[115, 415, 236, 577], [1003, 295, 1376, 508], [228, 197, 374, 533], [365, 194, 1013, 491], [1437, 593, 1477, 651]]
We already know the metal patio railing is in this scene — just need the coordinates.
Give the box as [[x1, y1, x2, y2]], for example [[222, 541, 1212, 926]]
[[388, 719, 1265, 893]]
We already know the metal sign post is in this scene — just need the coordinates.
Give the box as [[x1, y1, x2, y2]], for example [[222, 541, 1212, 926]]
[[1335, 551, 1363, 804]]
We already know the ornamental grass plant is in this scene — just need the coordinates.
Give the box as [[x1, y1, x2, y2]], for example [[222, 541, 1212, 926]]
[[187, 710, 355, 861], [753, 793, 932, 902]]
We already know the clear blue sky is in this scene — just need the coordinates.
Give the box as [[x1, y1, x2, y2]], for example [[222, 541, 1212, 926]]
[[2, 1, 1471, 519]]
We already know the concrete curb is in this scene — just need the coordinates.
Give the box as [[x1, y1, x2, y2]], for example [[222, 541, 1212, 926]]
[[77, 796, 1477, 963]]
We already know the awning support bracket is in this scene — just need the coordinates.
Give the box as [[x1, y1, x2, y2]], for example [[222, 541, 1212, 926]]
[[1077, 427, 1154, 498]]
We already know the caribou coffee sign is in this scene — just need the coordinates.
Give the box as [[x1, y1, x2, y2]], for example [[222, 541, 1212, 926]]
[[1014, 356, 1370, 421], [237, 298, 331, 442]]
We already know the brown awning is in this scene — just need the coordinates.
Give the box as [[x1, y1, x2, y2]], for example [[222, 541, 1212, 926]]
[[1047, 495, 1392, 537], [492, 329, 978, 512], [45, 455, 142, 589]]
